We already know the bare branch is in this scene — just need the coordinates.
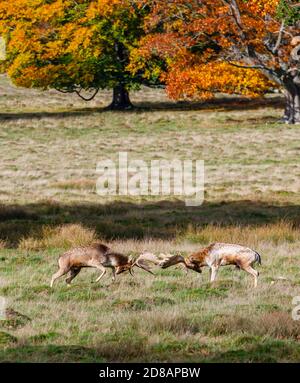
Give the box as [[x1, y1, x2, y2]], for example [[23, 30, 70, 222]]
[[227, 61, 267, 71], [273, 19, 286, 54], [75, 88, 99, 101], [56, 86, 100, 101]]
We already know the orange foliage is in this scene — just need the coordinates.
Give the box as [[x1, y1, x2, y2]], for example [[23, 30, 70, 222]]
[[0, 0, 297, 101], [129, 0, 291, 100], [165, 62, 274, 100]]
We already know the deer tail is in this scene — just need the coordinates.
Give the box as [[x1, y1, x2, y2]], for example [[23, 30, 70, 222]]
[[254, 251, 262, 265]]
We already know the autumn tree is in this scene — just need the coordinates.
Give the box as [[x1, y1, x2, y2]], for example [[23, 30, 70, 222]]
[[131, 0, 300, 123], [0, 0, 156, 109]]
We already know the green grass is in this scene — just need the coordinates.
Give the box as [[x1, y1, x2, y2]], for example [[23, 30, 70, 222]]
[[1, 74, 300, 362]]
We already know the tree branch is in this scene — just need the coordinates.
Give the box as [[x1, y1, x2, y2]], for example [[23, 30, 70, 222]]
[[226, 61, 268, 71], [55, 87, 100, 101], [75, 88, 100, 101], [273, 19, 285, 54]]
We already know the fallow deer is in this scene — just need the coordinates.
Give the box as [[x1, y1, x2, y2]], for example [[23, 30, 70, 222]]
[[50, 243, 154, 288], [159, 243, 262, 287]]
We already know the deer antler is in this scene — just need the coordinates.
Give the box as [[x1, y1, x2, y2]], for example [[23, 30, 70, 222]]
[[130, 252, 163, 275], [129, 252, 188, 274], [134, 258, 155, 275], [158, 254, 186, 269]]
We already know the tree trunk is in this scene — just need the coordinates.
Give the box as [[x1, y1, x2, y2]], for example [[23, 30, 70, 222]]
[[283, 85, 300, 124], [108, 83, 133, 110]]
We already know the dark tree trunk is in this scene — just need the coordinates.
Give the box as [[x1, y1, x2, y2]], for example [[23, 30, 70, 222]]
[[108, 83, 133, 110], [283, 84, 300, 124], [107, 42, 133, 110], [282, 65, 300, 124]]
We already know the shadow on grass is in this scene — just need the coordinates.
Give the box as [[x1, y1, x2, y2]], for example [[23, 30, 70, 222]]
[[0, 199, 300, 246], [0, 96, 284, 121], [204, 338, 300, 363], [0, 344, 105, 362], [0, 337, 299, 362]]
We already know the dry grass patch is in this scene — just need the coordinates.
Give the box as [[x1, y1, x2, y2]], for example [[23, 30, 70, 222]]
[[203, 311, 300, 340], [51, 179, 95, 190], [182, 221, 300, 247], [18, 224, 98, 250], [139, 309, 201, 335], [257, 312, 300, 339]]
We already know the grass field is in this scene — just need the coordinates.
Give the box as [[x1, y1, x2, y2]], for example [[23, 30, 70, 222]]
[[1, 74, 300, 362]]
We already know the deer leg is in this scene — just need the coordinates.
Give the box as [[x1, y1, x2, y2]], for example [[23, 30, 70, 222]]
[[65, 267, 81, 286], [50, 267, 70, 288], [209, 265, 219, 283], [242, 266, 259, 288], [111, 267, 116, 282], [94, 265, 106, 283]]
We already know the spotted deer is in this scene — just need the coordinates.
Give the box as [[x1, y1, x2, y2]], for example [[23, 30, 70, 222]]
[[50, 243, 154, 288], [159, 243, 262, 287]]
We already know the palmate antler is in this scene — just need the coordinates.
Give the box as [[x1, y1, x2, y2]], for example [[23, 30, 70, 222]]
[[130, 252, 161, 275], [158, 254, 186, 269], [130, 252, 189, 275], [131, 251, 183, 275]]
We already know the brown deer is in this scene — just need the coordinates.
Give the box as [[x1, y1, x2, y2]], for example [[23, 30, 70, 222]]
[[159, 243, 262, 287], [50, 243, 154, 288]]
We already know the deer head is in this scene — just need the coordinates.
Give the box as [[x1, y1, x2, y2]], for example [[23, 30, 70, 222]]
[[159, 253, 202, 273], [184, 256, 202, 273]]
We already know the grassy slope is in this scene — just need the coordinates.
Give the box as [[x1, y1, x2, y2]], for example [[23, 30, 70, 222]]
[[1, 75, 300, 362]]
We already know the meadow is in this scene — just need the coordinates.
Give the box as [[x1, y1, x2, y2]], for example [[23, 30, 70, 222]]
[[1, 74, 300, 362]]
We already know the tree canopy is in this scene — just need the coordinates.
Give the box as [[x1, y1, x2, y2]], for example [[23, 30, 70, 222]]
[[130, 0, 300, 122], [0, 1, 299, 117], [0, 0, 152, 108]]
